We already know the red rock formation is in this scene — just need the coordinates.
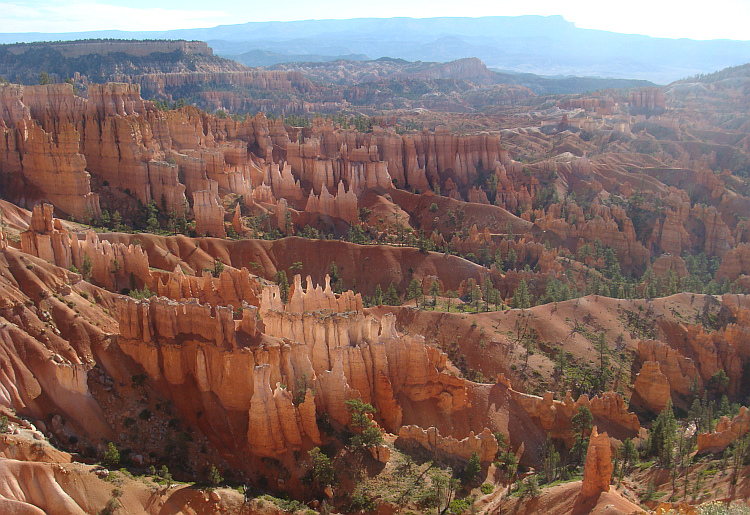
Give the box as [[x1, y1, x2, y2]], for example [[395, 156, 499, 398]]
[[511, 389, 639, 447], [20, 203, 149, 291], [716, 243, 750, 282], [0, 89, 103, 220], [397, 426, 498, 462], [652, 254, 689, 278], [261, 274, 363, 315], [116, 288, 469, 458], [636, 340, 702, 402], [268, 162, 304, 201], [696, 407, 750, 453], [692, 204, 733, 257], [193, 186, 226, 238], [467, 186, 490, 204], [629, 88, 666, 110], [581, 426, 613, 499], [631, 361, 671, 414], [304, 182, 359, 224], [153, 265, 262, 309], [534, 199, 650, 271]]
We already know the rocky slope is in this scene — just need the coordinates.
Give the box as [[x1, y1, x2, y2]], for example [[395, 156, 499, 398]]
[[0, 67, 749, 514]]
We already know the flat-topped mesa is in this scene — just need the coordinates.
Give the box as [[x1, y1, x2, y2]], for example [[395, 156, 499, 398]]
[[193, 185, 226, 238], [154, 265, 262, 308], [5, 40, 213, 59], [581, 426, 613, 499], [397, 426, 498, 463], [21, 203, 149, 291], [304, 181, 359, 225], [261, 273, 363, 315]]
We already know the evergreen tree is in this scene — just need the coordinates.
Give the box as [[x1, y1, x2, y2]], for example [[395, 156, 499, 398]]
[[373, 284, 384, 306], [344, 399, 384, 449], [308, 447, 335, 493], [512, 279, 531, 309], [445, 290, 456, 312], [463, 451, 482, 484], [505, 248, 518, 270], [275, 270, 290, 304], [406, 278, 422, 307], [543, 434, 561, 484], [595, 332, 612, 394], [385, 283, 400, 306], [208, 465, 223, 487], [571, 406, 593, 464], [429, 280, 440, 308], [103, 442, 120, 467], [648, 399, 677, 466], [81, 254, 93, 280]]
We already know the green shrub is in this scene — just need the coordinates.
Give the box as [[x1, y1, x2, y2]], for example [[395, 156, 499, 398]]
[[449, 498, 471, 514], [103, 442, 120, 467], [480, 483, 494, 495]]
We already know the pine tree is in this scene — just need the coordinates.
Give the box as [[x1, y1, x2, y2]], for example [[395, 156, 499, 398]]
[[373, 284, 384, 306], [543, 434, 561, 484], [275, 270, 290, 304], [571, 406, 593, 464], [81, 254, 93, 281], [595, 332, 612, 394], [406, 278, 422, 307], [385, 283, 400, 306], [445, 290, 456, 312], [308, 447, 335, 493], [512, 279, 531, 309], [103, 442, 120, 467], [648, 399, 677, 466], [463, 451, 482, 484], [506, 248, 518, 270], [429, 280, 440, 308]]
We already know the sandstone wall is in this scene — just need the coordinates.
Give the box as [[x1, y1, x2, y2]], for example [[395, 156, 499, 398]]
[[20, 204, 149, 291], [397, 425, 498, 463]]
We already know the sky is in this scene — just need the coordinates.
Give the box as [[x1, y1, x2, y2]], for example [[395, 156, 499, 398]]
[[0, 0, 749, 41]]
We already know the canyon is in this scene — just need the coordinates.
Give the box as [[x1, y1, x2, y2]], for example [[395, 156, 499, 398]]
[[0, 48, 748, 515]]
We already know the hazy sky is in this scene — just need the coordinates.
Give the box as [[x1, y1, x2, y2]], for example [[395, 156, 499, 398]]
[[0, 0, 748, 41]]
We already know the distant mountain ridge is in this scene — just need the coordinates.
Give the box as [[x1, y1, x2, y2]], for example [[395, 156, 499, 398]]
[[0, 39, 246, 85], [230, 50, 370, 67], [1, 16, 750, 83]]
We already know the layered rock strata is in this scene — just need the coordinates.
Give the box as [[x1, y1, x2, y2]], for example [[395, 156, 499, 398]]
[[397, 426, 498, 462]]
